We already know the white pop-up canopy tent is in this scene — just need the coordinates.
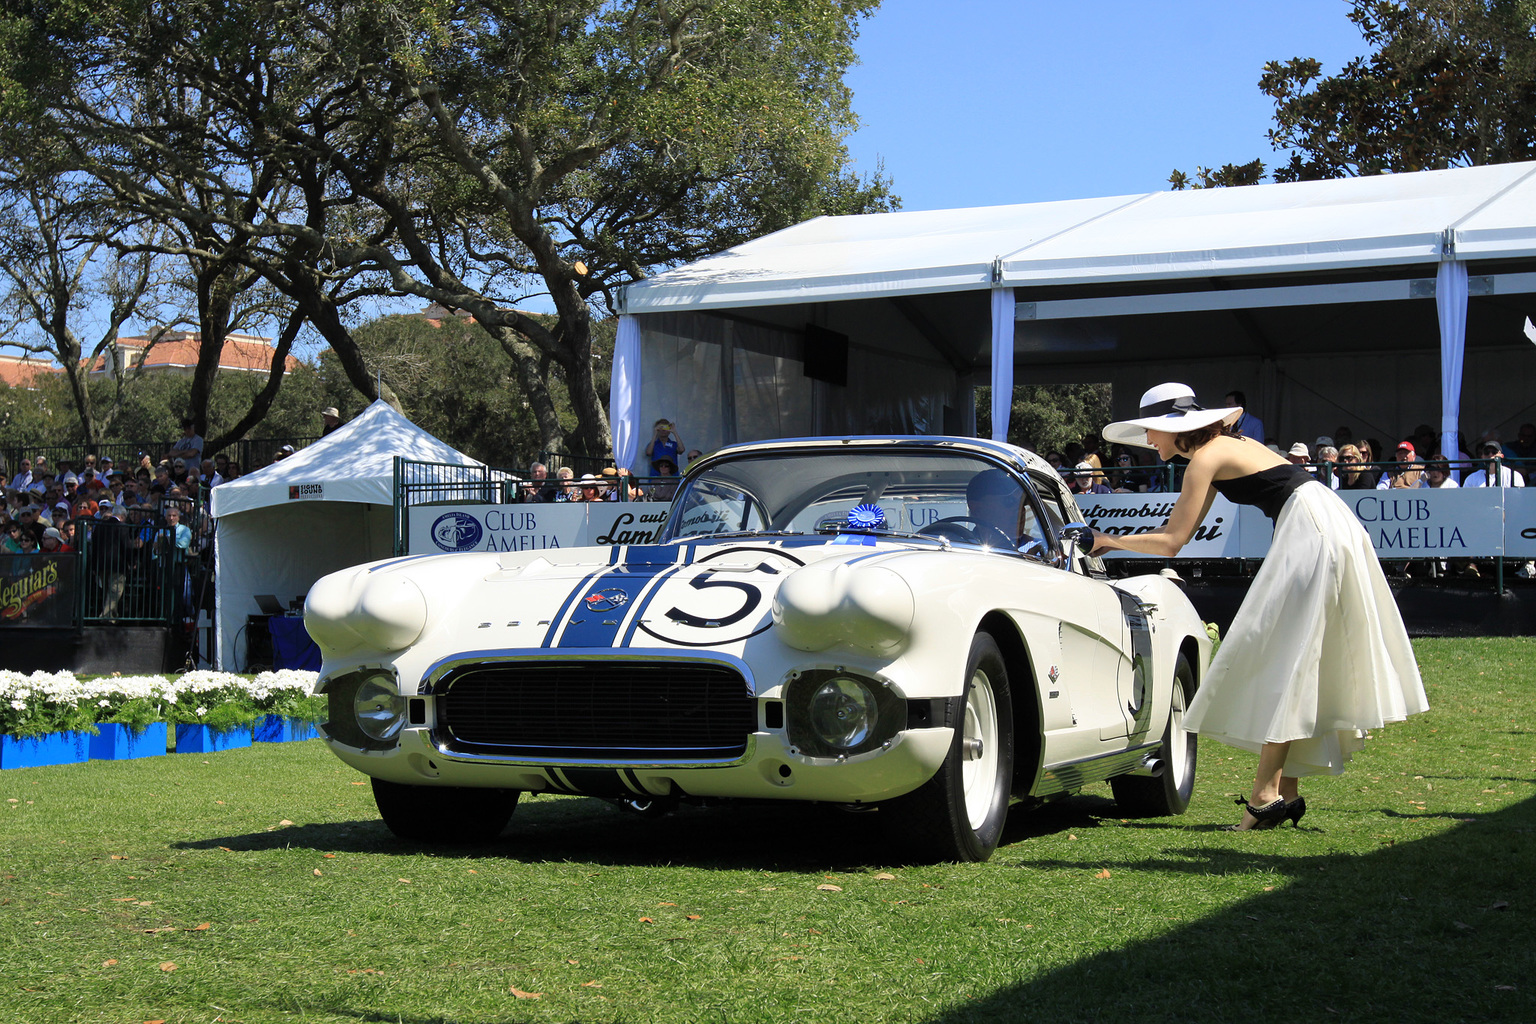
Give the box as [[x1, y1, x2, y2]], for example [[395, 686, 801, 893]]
[[609, 161, 1536, 471], [209, 401, 481, 670]]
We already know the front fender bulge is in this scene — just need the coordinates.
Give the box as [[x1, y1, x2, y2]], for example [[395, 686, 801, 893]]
[[772, 563, 915, 655], [306, 568, 428, 656]]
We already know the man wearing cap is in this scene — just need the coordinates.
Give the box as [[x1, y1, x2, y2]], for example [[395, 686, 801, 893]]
[[1286, 443, 1312, 476], [1463, 440, 1525, 488], [1377, 442, 1426, 489], [321, 406, 342, 435]]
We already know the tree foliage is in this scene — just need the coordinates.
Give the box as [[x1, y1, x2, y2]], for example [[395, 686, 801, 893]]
[[974, 383, 1113, 456], [0, 362, 325, 454], [2, 0, 895, 459], [1171, 0, 1536, 187], [0, 166, 184, 445]]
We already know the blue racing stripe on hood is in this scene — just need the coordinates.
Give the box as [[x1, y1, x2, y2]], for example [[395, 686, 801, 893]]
[[541, 567, 613, 647], [556, 561, 683, 648]]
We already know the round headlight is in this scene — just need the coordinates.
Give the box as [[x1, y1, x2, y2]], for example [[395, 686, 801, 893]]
[[354, 674, 406, 742], [809, 677, 878, 750]]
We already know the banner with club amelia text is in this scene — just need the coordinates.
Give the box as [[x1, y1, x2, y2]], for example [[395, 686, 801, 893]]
[[1078, 488, 1512, 559], [407, 503, 673, 554], [405, 490, 1536, 560]]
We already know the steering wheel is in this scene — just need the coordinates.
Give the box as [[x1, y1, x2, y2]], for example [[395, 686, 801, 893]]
[[917, 516, 1016, 550]]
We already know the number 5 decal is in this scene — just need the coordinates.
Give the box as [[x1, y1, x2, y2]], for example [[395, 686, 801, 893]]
[[665, 568, 772, 628]]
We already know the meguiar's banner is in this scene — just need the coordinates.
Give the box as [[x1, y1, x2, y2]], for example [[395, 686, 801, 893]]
[[1, 553, 76, 627]]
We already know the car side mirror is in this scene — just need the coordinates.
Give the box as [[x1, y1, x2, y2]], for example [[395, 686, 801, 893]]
[[1060, 522, 1095, 556]]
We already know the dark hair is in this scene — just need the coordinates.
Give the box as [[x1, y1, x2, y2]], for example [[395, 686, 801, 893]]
[[1173, 422, 1235, 453], [1226, 390, 1247, 406]]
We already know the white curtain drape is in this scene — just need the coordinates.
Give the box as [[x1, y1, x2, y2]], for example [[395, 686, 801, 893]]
[[1435, 260, 1468, 480], [611, 314, 642, 471], [990, 285, 1015, 441]]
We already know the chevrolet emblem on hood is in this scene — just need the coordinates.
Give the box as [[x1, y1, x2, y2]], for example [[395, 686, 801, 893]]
[[583, 588, 629, 612]]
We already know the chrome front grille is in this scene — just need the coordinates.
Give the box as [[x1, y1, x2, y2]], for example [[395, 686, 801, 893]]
[[435, 660, 755, 760]]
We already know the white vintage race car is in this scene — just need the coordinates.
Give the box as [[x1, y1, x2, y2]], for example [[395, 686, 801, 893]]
[[305, 437, 1211, 861]]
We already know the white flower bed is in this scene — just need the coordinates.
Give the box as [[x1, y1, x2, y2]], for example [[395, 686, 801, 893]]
[[0, 669, 321, 736]]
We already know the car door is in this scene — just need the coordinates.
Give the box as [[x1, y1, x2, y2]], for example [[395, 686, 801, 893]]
[[1024, 472, 1136, 753]]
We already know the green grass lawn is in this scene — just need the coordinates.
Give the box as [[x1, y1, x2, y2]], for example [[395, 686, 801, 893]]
[[2, 637, 1533, 1024]]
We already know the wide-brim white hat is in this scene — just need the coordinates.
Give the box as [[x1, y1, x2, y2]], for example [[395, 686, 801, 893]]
[[1102, 383, 1243, 450]]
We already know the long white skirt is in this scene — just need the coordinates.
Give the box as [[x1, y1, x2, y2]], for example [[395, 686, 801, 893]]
[[1183, 481, 1428, 776]]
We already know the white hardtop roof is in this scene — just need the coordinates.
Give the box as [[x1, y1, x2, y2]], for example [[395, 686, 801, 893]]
[[622, 161, 1536, 312], [692, 435, 1057, 480], [210, 400, 481, 518]]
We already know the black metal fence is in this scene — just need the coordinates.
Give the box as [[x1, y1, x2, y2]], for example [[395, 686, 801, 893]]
[[1, 435, 320, 481]]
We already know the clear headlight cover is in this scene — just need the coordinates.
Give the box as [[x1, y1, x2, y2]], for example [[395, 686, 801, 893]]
[[354, 674, 406, 742], [809, 676, 878, 750]]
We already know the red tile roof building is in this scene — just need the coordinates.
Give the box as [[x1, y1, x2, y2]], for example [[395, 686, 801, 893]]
[[87, 331, 301, 377], [0, 355, 56, 388], [1, 331, 299, 387]]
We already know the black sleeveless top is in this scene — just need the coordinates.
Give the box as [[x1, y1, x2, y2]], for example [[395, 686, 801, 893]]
[[1212, 464, 1316, 522]]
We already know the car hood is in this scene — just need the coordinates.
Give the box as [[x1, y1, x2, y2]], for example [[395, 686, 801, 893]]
[[305, 536, 1011, 661]]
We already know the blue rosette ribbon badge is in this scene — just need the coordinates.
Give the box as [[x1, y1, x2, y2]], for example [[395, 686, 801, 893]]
[[833, 503, 886, 545], [847, 503, 887, 530]]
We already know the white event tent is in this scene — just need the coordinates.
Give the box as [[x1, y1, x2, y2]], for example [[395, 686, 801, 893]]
[[609, 161, 1536, 471], [209, 401, 481, 670]]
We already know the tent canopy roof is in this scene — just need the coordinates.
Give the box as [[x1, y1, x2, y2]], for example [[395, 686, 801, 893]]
[[621, 162, 1536, 313], [210, 400, 479, 518]]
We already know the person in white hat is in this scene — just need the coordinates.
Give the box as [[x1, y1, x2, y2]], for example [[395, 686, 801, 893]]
[[1096, 383, 1427, 831]]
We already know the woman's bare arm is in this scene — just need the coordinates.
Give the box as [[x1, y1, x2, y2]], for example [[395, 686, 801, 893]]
[[1090, 453, 1220, 558]]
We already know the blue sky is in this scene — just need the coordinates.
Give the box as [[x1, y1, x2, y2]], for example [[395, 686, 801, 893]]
[[842, 0, 1369, 211], [5, 3, 1373, 349]]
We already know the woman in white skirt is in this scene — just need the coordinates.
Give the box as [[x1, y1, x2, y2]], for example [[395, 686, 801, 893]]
[[1093, 383, 1429, 830]]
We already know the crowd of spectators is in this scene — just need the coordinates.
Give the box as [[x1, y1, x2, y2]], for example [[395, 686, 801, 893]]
[[1037, 396, 1536, 499], [1, 422, 236, 623], [507, 418, 696, 504], [11, 398, 1536, 626], [1032, 394, 1535, 579]]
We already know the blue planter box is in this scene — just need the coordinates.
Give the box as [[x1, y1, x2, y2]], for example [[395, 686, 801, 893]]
[[1, 731, 91, 769], [89, 723, 169, 761], [174, 724, 253, 754], [254, 716, 320, 743]]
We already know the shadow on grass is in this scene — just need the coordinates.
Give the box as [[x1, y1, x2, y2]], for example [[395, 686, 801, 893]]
[[174, 790, 1142, 870], [919, 794, 1536, 1024]]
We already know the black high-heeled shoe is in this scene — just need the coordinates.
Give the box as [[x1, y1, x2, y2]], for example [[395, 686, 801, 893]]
[[1284, 797, 1306, 827], [1222, 796, 1288, 831]]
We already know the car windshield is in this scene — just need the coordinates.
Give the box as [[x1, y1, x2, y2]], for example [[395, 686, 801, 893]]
[[662, 448, 1039, 552]]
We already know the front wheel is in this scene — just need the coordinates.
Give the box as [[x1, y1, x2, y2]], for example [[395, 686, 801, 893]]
[[1110, 651, 1197, 816], [371, 778, 519, 843], [883, 631, 1014, 862]]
